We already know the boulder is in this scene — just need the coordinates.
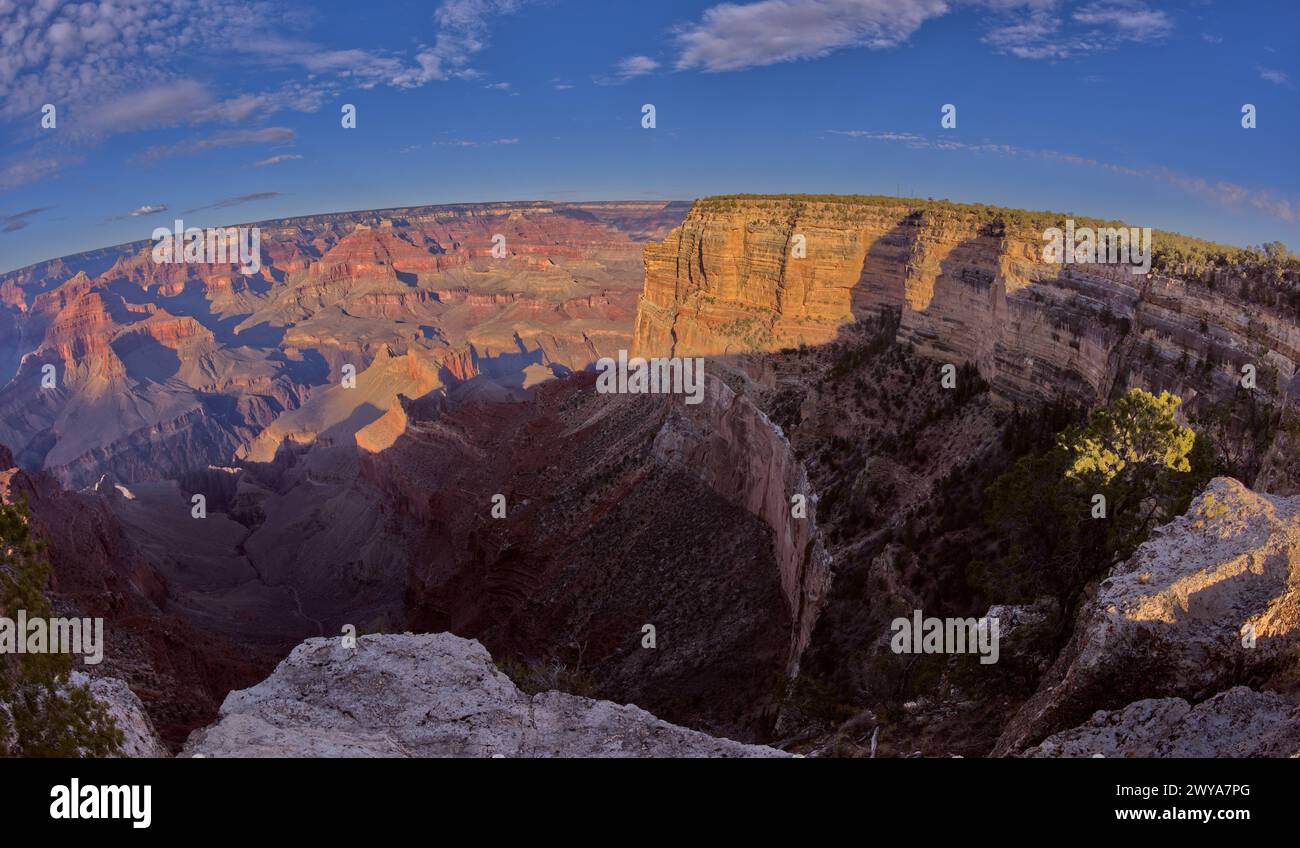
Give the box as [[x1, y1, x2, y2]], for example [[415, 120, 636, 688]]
[[183, 633, 789, 758], [1025, 686, 1300, 758]]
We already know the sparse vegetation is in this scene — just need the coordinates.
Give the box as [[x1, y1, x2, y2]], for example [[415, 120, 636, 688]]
[[497, 654, 600, 699], [983, 389, 1214, 628], [0, 499, 123, 757]]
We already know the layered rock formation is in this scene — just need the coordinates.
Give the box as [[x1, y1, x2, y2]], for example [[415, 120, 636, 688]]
[[182, 633, 786, 758], [634, 197, 1298, 414], [0, 201, 686, 488], [7, 193, 1295, 758]]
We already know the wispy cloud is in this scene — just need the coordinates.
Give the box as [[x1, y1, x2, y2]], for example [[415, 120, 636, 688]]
[[1258, 66, 1292, 87], [983, 0, 1174, 60], [239, 0, 535, 89], [79, 80, 214, 135], [108, 204, 170, 222], [253, 154, 303, 167], [828, 129, 1298, 223], [616, 55, 661, 77], [0, 0, 529, 187], [430, 137, 519, 147], [0, 157, 67, 191], [2, 206, 54, 233], [138, 128, 296, 163], [183, 192, 282, 214]]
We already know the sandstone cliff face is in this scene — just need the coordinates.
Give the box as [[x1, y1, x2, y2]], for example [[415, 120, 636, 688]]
[[182, 633, 787, 758], [995, 477, 1300, 754], [634, 198, 1299, 412]]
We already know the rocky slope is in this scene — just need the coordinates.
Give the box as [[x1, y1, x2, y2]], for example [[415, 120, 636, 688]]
[[0, 445, 273, 746], [650, 373, 831, 674], [1024, 687, 1300, 758], [182, 633, 786, 758], [369, 372, 796, 741], [628, 196, 1300, 755], [995, 477, 1300, 754]]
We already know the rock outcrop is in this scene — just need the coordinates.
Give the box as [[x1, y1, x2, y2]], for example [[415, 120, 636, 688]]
[[72, 672, 169, 758], [182, 633, 788, 758], [1025, 687, 1300, 758], [995, 477, 1300, 754]]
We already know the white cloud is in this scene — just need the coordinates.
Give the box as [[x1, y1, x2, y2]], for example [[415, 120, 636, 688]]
[[431, 137, 520, 147], [674, 0, 950, 72], [616, 55, 661, 77], [138, 127, 296, 163], [983, 0, 1173, 59], [0, 0, 276, 121], [0, 157, 66, 191], [1071, 1, 1173, 39], [666, 0, 1179, 71], [254, 154, 304, 167], [397, 0, 532, 86], [1259, 66, 1291, 87]]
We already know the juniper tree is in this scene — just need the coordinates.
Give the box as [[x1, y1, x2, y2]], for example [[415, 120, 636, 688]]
[[983, 389, 1213, 635], [0, 498, 122, 757]]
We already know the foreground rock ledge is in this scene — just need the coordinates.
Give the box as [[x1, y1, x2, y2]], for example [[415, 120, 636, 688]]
[[182, 633, 788, 758], [995, 477, 1300, 755], [1025, 687, 1300, 758]]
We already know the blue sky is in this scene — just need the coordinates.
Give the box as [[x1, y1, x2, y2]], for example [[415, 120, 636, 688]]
[[1, 0, 1297, 273]]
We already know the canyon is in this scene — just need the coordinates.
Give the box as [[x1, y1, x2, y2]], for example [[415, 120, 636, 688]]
[[2, 195, 1298, 756]]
